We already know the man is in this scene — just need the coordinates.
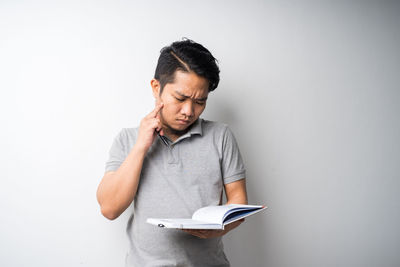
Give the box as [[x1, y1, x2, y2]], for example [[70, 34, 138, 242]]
[[97, 39, 248, 266]]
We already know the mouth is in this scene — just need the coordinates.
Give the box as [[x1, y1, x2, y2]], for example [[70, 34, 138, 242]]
[[176, 119, 191, 125]]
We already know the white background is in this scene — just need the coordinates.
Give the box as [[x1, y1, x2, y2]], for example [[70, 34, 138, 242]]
[[1, 1, 399, 266]]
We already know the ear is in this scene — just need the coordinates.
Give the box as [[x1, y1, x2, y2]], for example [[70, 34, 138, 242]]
[[151, 79, 161, 100]]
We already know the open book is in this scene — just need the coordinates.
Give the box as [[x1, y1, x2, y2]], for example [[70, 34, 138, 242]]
[[146, 204, 267, 230]]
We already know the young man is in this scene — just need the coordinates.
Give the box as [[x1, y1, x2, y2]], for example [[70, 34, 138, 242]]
[[97, 39, 248, 266]]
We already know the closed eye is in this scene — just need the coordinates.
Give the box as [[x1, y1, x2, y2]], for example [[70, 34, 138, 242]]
[[175, 97, 185, 102]]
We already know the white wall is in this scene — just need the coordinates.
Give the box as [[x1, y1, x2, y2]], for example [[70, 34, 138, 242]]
[[1, 1, 399, 266]]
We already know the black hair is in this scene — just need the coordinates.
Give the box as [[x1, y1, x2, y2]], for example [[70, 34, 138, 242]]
[[154, 38, 220, 93]]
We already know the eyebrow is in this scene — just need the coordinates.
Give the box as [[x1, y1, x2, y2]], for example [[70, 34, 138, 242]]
[[175, 91, 208, 101]]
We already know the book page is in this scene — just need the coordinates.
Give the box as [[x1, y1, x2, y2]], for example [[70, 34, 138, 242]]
[[147, 204, 266, 229], [223, 206, 267, 224], [192, 204, 256, 224]]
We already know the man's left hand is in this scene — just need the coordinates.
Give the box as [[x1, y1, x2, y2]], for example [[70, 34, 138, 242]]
[[182, 219, 244, 239]]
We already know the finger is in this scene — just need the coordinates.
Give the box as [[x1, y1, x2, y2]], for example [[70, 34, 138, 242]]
[[156, 123, 162, 133], [149, 118, 161, 131], [182, 229, 204, 238], [183, 229, 195, 236], [148, 102, 164, 118], [184, 229, 200, 233]]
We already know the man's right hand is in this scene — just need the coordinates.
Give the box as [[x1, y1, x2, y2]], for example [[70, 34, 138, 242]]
[[97, 103, 164, 220], [135, 102, 164, 153]]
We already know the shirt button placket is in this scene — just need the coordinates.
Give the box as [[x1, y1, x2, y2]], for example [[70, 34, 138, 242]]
[[167, 144, 179, 164]]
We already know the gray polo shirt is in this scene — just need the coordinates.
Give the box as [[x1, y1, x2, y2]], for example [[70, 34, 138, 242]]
[[105, 118, 246, 267]]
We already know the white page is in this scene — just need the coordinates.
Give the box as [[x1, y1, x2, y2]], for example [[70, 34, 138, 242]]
[[192, 204, 259, 224], [222, 206, 267, 225], [147, 204, 266, 229]]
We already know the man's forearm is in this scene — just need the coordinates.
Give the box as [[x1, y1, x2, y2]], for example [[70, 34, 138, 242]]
[[97, 144, 147, 220], [225, 179, 248, 205], [225, 186, 248, 205]]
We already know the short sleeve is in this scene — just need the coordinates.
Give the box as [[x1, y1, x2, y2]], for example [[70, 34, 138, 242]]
[[105, 128, 127, 173], [221, 126, 246, 184]]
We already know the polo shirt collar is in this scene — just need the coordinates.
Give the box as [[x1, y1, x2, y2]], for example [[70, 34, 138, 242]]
[[169, 118, 203, 145], [187, 118, 203, 136]]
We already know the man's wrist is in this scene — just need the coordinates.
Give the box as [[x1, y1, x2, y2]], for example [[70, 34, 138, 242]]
[[131, 143, 148, 157]]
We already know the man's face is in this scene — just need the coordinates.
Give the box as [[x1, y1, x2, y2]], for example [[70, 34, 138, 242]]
[[152, 70, 209, 136]]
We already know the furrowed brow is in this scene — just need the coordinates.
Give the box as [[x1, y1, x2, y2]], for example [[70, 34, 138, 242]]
[[175, 91, 208, 101]]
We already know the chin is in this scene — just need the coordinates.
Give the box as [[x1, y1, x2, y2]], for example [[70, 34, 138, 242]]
[[173, 124, 190, 131], [167, 121, 193, 134]]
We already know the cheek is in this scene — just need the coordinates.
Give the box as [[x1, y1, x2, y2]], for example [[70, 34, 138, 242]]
[[195, 104, 206, 115], [162, 102, 180, 115], [160, 95, 173, 108]]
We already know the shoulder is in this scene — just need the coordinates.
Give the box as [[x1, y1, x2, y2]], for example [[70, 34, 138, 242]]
[[110, 127, 139, 155], [201, 118, 229, 134], [123, 126, 139, 139], [114, 126, 139, 145], [200, 119, 242, 158], [200, 118, 236, 145]]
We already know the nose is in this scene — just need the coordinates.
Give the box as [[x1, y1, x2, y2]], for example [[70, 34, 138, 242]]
[[181, 101, 194, 118]]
